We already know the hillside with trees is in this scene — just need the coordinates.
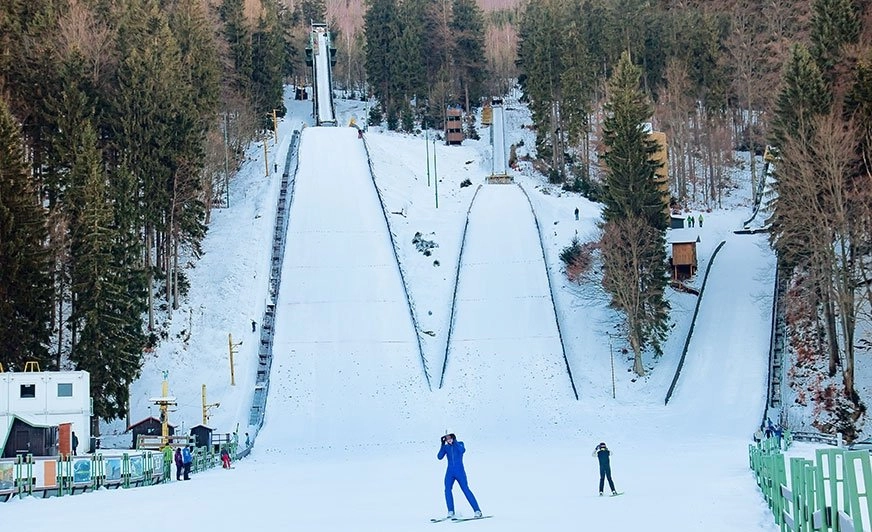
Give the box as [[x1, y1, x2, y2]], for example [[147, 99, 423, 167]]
[[1, 0, 870, 438]]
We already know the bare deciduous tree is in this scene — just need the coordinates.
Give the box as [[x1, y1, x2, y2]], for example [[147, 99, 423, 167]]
[[601, 216, 666, 376], [776, 110, 866, 404], [55, 0, 116, 84]]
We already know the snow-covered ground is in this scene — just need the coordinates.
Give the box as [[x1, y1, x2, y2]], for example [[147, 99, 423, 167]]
[[1, 87, 803, 531]]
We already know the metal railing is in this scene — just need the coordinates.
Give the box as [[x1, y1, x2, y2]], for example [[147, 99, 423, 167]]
[[248, 130, 300, 431]]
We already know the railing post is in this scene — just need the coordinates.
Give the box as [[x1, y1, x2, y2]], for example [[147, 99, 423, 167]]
[[842, 450, 871, 532], [122, 453, 130, 489], [815, 448, 846, 532]]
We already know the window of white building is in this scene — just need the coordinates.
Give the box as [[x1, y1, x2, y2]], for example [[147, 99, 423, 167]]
[[20, 384, 36, 398]]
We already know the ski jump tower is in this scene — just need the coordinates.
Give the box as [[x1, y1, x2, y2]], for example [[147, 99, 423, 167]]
[[488, 98, 511, 183], [306, 23, 337, 126]]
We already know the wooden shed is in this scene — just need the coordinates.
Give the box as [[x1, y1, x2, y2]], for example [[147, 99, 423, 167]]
[[127, 416, 174, 449], [2, 416, 58, 458], [445, 107, 464, 145], [669, 229, 699, 280], [189, 424, 213, 449]]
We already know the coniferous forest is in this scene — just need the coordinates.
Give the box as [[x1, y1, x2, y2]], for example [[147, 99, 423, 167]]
[[1, 0, 871, 434]]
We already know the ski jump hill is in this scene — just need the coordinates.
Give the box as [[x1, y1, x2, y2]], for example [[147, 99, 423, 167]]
[[439, 184, 576, 433], [257, 126, 429, 450]]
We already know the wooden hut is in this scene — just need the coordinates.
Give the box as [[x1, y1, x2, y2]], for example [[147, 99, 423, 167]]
[[127, 416, 174, 449], [2, 416, 58, 458], [189, 424, 213, 449], [669, 229, 699, 280], [445, 107, 464, 145]]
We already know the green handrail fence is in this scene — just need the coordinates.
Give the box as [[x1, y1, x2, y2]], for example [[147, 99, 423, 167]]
[[0, 442, 236, 503], [750, 435, 872, 531]]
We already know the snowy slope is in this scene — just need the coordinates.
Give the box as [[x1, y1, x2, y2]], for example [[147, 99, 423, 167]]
[[669, 234, 775, 435], [1, 92, 786, 532], [439, 184, 573, 434], [256, 127, 428, 450]]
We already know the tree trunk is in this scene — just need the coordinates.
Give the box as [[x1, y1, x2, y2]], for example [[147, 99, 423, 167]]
[[146, 228, 154, 331]]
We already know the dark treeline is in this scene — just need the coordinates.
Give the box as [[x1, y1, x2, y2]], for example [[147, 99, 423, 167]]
[[0, 0, 315, 424], [364, 0, 488, 131]]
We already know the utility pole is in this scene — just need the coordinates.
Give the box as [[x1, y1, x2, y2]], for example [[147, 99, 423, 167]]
[[263, 142, 269, 177], [608, 335, 616, 399], [272, 109, 278, 145], [425, 130, 431, 187], [201, 384, 220, 425], [433, 139, 439, 209], [228, 333, 242, 386], [151, 371, 177, 446], [223, 112, 230, 208]]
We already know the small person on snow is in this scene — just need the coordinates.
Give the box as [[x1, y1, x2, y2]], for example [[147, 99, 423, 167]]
[[593, 442, 618, 496], [71, 431, 79, 456], [698, 214, 704, 227], [438, 433, 482, 519], [251, 320, 257, 333], [174, 447, 184, 481], [221, 448, 232, 469], [574, 207, 579, 221], [245, 432, 251, 448]]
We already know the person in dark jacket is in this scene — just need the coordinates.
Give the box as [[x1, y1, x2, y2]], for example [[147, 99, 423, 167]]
[[174, 448, 183, 481], [182, 446, 193, 480], [593, 442, 618, 496], [438, 433, 482, 519], [71, 431, 79, 456]]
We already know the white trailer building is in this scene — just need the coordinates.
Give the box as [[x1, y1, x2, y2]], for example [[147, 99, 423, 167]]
[[1, 369, 91, 457]]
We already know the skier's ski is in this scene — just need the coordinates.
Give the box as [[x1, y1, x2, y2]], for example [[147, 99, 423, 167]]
[[431, 517, 454, 523], [610, 492, 625, 497], [452, 515, 493, 522]]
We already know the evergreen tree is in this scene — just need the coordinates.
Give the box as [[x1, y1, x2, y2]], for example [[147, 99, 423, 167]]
[[560, 2, 597, 188], [220, 0, 253, 96], [846, 51, 872, 191], [252, 1, 287, 122], [364, 0, 400, 113], [770, 45, 831, 153], [66, 120, 139, 421], [165, 0, 221, 309], [810, 0, 860, 85], [516, 0, 564, 174], [450, 0, 487, 110], [599, 52, 669, 374], [396, 0, 428, 105], [301, 0, 326, 23], [0, 98, 53, 371], [601, 52, 666, 231]]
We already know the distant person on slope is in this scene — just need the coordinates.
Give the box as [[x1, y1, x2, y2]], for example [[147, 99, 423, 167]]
[[593, 442, 618, 496], [438, 433, 482, 519]]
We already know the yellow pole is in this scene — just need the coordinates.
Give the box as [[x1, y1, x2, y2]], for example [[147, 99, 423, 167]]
[[272, 109, 278, 145], [263, 142, 269, 177], [202, 384, 208, 425], [228, 333, 236, 386], [161, 371, 170, 444]]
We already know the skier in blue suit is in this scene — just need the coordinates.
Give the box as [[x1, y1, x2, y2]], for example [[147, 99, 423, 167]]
[[438, 433, 482, 519]]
